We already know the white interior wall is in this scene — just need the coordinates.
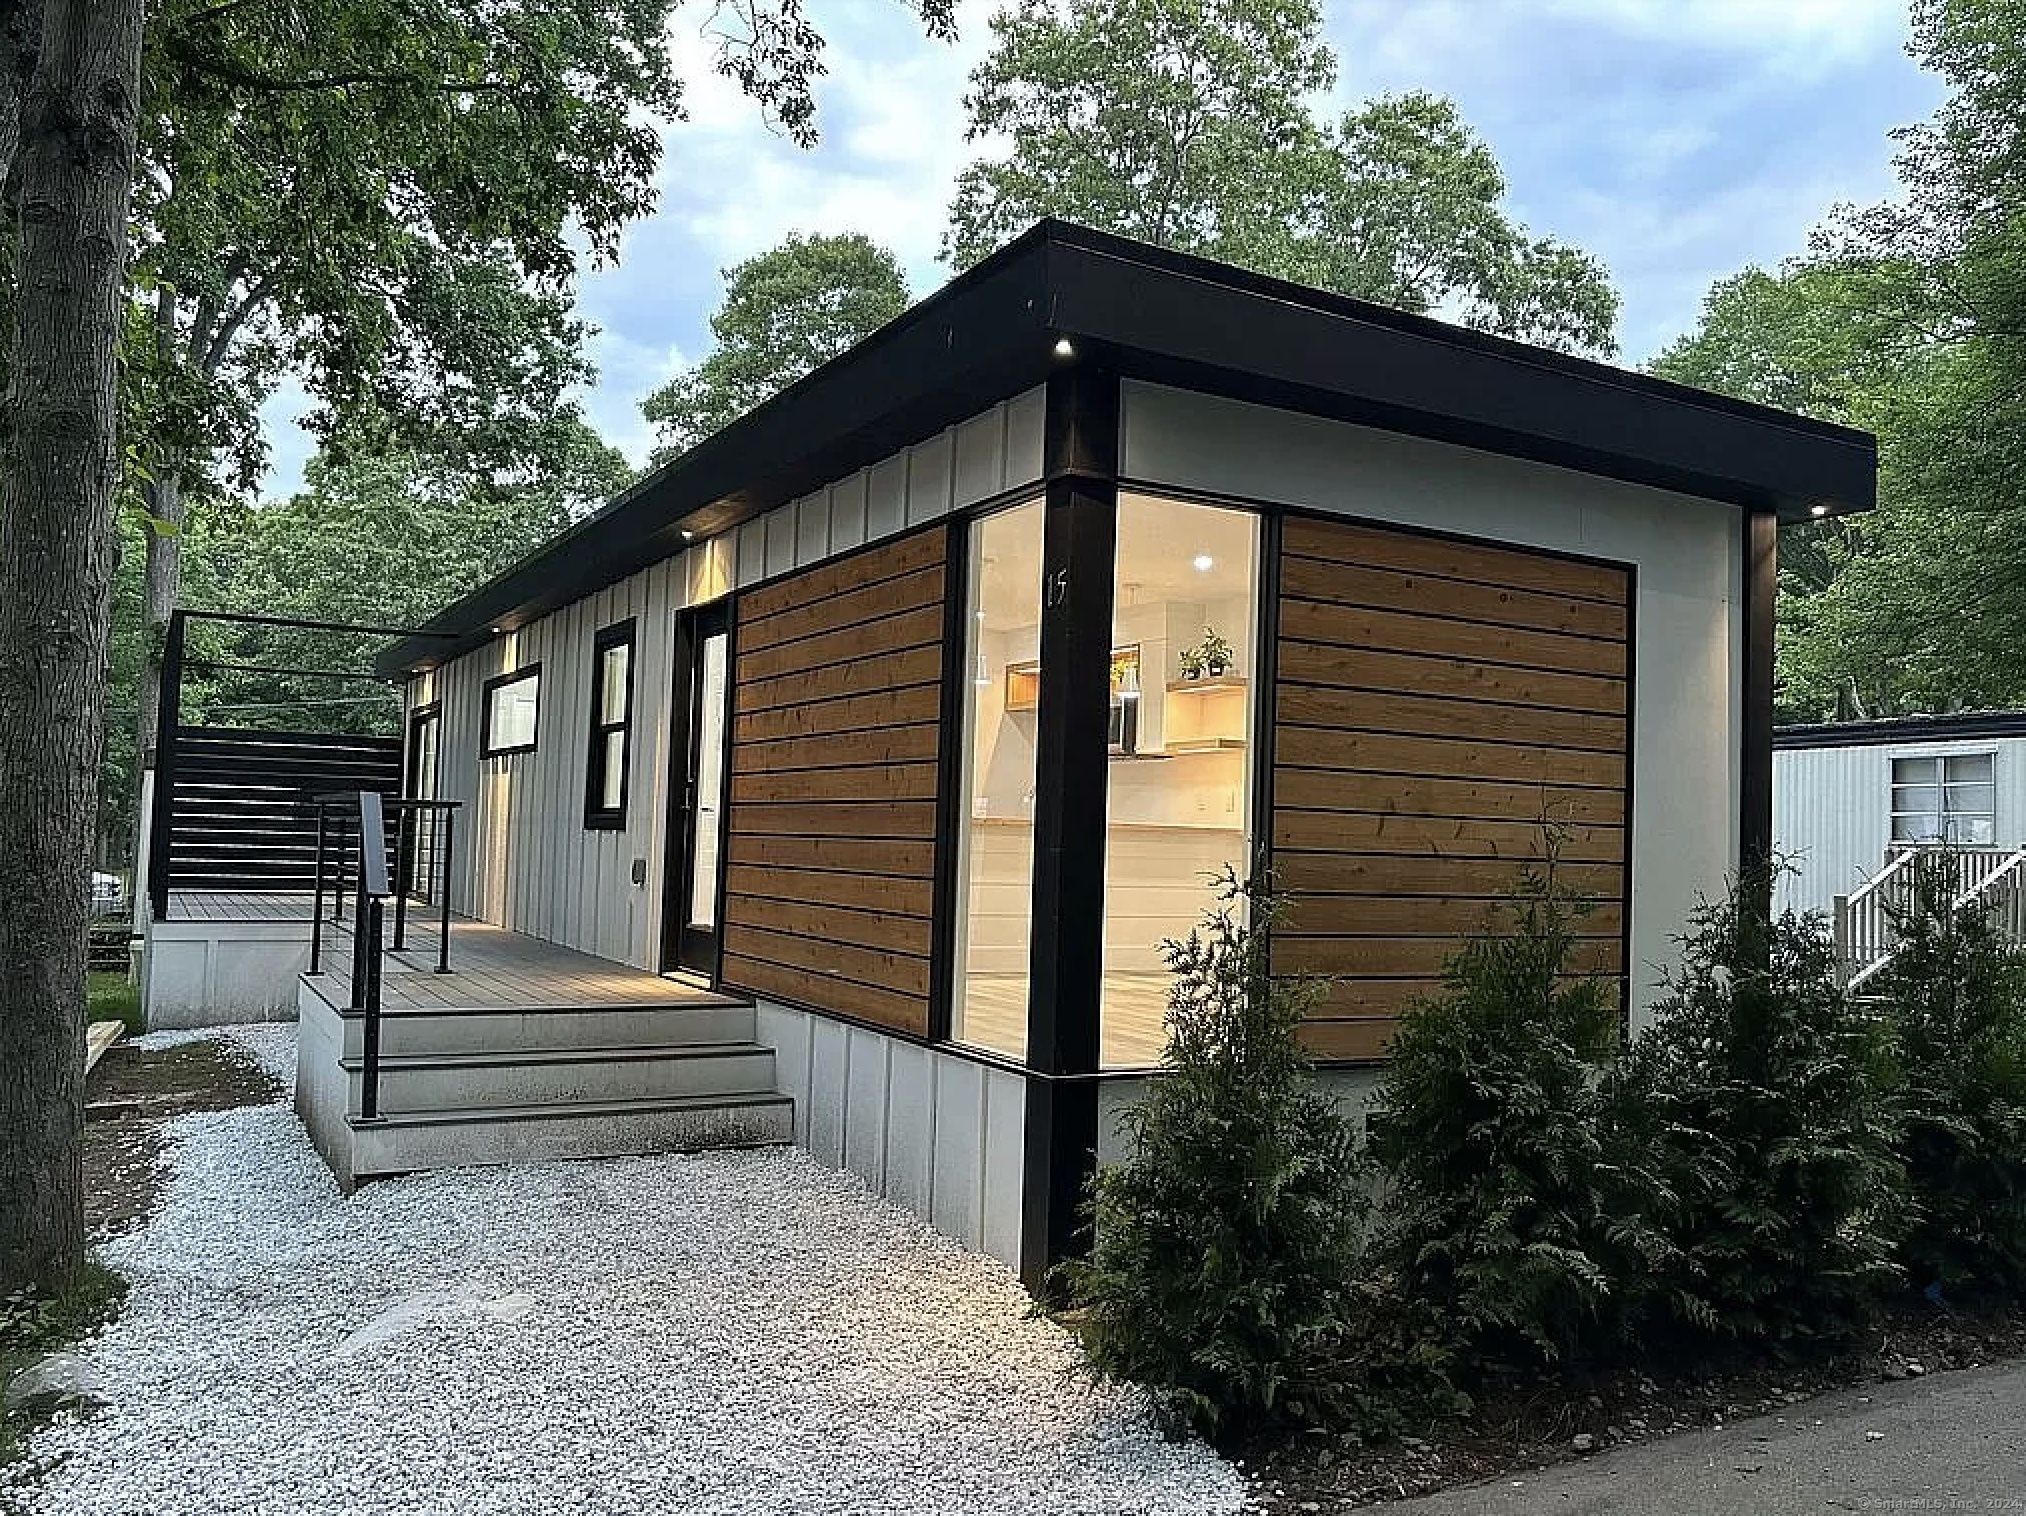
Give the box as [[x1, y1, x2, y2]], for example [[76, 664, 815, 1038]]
[[1120, 380, 1746, 1024]]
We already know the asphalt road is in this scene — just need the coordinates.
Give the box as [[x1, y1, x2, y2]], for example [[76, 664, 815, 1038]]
[[1391, 1361, 2026, 1515]]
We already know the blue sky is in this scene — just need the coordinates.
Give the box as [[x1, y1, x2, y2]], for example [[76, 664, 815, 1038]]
[[262, 0, 1944, 492]]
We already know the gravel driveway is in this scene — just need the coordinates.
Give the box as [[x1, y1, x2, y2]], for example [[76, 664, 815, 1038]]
[[11, 1028, 1244, 1516]]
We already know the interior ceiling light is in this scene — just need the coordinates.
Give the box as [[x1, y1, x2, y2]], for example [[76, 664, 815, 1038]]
[[1193, 554, 1215, 572], [1052, 336, 1075, 359]]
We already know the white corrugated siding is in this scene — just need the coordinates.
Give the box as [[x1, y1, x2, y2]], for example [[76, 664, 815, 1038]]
[[407, 387, 1046, 971], [1774, 735, 2026, 919]]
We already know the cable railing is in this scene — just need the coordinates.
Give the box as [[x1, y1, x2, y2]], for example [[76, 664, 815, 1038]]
[[305, 792, 462, 1122]]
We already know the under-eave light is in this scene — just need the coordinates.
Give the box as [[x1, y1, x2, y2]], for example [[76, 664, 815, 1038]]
[[1810, 503, 1831, 518], [1052, 336, 1075, 359], [490, 625, 504, 635], [1192, 553, 1215, 572], [681, 529, 695, 540]]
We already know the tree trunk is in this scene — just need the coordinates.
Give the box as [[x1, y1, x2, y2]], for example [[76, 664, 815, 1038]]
[[0, 0, 145, 1294], [136, 468, 184, 776]]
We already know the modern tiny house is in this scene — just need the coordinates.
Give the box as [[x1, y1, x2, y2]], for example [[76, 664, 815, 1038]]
[[331, 222, 1873, 1286]]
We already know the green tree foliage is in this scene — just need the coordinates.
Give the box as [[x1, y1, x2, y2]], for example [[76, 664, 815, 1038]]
[[1062, 869, 1389, 1442], [1651, 0, 2026, 718], [641, 232, 911, 460], [944, 0, 1618, 355], [1366, 852, 1671, 1368], [1879, 853, 2026, 1296], [1616, 882, 1904, 1349]]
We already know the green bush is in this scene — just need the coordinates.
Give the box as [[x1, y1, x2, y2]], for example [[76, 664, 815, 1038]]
[[1366, 851, 1670, 1369], [1061, 869, 1392, 1443], [1878, 853, 2026, 1298], [0, 1259, 126, 1473], [1617, 877, 1904, 1349]]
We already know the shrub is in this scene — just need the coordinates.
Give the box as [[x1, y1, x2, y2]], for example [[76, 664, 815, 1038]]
[[0, 1258, 126, 1471], [1366, 848, 1670, 1369], [1617, 876, 1904, 1350], [1061, 869, 1385, 1443], [1878, 852, 2026, 1298]]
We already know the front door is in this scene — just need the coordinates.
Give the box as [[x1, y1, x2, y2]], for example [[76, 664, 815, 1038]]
[[663, 602, 731, 978]]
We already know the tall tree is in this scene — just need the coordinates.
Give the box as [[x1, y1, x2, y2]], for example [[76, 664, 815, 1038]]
[[945, 0, 1618, 356], [125, 0, 956, 790], [0, 0, 146, 1292], [641, 232, 910, 460], [1651, 0, 2026, 720]]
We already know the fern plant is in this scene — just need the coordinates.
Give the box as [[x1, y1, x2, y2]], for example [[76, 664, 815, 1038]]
[[1878, 852, 2026, 1298], [1618, 876, 1904, 1350], [1060, 868, 1384, 1443], [1366, 845, 1670, 1369]]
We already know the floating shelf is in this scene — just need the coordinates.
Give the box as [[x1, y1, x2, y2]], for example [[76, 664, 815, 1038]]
[[1163, 737, 1247, 753], [1166, 676, 1248, 694]]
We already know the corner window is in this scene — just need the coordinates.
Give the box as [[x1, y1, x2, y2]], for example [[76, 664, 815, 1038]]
[[481, 666, 540, 757], [1892, 752, 1996, 844], [585, 621, 635, 828]]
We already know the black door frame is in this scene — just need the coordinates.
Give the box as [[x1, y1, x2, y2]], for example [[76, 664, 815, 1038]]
[[660, 599, 733, 978]]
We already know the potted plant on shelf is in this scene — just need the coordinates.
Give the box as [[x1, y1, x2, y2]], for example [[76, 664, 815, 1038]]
[[1178, 647, 1204, 681], [1194, 626, 1234, 679]]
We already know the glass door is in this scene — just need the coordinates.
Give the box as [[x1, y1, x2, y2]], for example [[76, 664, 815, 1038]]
[[664, 602, 731, 978], [404, 704, 441, 903]]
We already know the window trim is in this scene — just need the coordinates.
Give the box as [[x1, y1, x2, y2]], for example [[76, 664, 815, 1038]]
[[1890, 748, 1996, 844], [479, 663, 542, 758], [584, 620, 637, 830]]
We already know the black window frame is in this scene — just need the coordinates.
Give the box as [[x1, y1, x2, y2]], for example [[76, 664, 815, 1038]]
[[480, 663, 542, 758], [584, 619, 637, 829]]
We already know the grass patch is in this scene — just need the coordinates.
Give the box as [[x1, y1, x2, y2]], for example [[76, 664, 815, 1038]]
[[85, 973, 143, 1038], [0, 1259, 127, 1483]]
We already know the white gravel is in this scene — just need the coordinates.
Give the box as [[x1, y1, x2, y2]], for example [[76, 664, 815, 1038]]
[[15, 1027, 1246, 1516]]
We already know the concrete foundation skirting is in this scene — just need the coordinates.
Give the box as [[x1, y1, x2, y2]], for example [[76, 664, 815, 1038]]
[[141, 919, 314, 1030], [753, 1002, 1030, 1272]]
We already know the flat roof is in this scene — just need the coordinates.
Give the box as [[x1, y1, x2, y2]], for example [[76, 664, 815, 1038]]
[[1775, 712, 2026, 750], [381, 219, 1878, 675]]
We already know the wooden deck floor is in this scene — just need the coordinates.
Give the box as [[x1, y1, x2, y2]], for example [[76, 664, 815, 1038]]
[[319, 912, 733, 1013]]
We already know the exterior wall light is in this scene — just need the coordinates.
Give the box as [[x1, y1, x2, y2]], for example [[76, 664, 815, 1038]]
[[1052, 337, 1075, 359]]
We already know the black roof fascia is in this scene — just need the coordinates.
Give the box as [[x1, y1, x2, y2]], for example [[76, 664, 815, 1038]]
[[380, 220, 1876, 676], [1775, 712, 2026, 750]]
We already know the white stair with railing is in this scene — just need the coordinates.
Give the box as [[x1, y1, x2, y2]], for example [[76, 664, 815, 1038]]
[[1834, 843, 2026, 990]]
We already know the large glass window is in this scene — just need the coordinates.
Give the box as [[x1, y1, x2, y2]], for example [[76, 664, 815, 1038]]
[[585, 621, 635, 828], [481, 666, 540, 757], [1102, 494, 1260, 1066], [1892, 752, 1996, 843], [951, 500, 1046, 1059]]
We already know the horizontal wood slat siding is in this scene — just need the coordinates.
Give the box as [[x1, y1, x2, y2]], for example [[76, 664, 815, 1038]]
[[1273, 517, 1634, 1061], [720, 528, 948, 1037]]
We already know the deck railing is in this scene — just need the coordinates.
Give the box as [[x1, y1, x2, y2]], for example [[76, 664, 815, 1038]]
[[306, 792, 461, 1122], [1835, 842, 2026, 990]]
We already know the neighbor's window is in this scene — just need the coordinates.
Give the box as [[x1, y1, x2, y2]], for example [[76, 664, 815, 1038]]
[[585, 621, 636, 828], [1102, 493, 1260, 1068], [481, 666, 541, 757], [1891, 752, 1996, 844], [951, 499, 1046, 1061]]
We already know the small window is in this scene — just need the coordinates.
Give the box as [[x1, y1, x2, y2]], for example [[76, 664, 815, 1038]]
[[585, 621, 635, 828], [1892, 751, 1996, 844], [481, 666, 541, 757]]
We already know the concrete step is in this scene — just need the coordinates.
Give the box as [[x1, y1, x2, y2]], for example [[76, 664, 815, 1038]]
[[345, 1090, 795, 1181], [333, 1000, 757, 1059], [340, 1043, 778, 1112]]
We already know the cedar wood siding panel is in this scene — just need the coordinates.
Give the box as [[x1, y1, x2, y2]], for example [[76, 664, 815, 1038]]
[[1271, 515, 1633, 1062], [720, 527, 950, 1037]]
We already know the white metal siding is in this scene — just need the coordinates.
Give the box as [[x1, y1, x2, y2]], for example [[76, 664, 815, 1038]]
[[410, 388, 1046, 970], [1774, 736, 2026, 918], [1119, 380, 1745, 1025]]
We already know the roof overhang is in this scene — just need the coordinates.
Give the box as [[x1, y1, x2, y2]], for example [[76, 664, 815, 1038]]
[[1776, 712, 2026, 750], [380, 220, 1877, 675]]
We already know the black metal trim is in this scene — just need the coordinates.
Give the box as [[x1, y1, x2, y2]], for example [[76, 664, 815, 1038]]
[[1774, 710, 2026, 749], [1741, 511, 1779, 882], [147, 609, 188, 921], [379, 220, 1874, 678], [659, 600, 733, 979], [1021, 1074, 1099, 1295], [928, 516, 971, 1045], [1250, 509, 1283, 890], [478, 662, 542, 759], [1617, 564, 1639, 1043], [584, 618, 638, 831]]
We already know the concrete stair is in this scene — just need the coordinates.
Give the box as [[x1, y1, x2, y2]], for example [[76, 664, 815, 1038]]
[[295, 979, 793, 1190]]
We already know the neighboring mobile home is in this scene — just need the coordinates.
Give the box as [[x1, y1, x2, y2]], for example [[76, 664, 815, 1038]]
[[273, 222, 1872, 1288], [1774, 712, 2026, 986]]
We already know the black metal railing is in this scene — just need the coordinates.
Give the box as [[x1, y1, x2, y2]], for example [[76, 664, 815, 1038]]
[[306, 792, 461, 1123]]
